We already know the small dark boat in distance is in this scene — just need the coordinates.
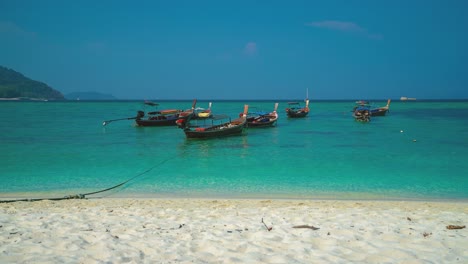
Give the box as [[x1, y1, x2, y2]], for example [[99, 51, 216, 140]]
[[355, 100, 369, 105], [181, 105, 249, 139], [144, 100, 159, 106], [246, 103, 279, 128], [286, 99, 309, 118]]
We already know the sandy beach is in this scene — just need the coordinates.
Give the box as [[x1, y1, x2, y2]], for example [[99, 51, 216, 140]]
[[1, 198, 467, 263]]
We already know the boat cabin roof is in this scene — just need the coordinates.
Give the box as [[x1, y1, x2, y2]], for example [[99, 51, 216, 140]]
[[250, 111, 268, 116], [355, 106, 370, 111], [148, 109, 180, 115]]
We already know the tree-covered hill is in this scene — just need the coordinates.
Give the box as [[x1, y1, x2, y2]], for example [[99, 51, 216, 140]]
[[0, 66, 65, 100]]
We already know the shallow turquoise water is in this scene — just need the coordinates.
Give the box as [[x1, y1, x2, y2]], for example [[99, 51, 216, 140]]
[[1, 100, 467, 200]]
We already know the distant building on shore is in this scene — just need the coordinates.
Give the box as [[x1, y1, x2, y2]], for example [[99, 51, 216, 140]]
[[400, 96, 417, 101]]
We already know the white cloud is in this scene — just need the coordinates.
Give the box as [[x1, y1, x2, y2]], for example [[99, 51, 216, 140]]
[[308, 20, 365, 33], [244, 42, 257, 56], [306, 20, 382, 40]]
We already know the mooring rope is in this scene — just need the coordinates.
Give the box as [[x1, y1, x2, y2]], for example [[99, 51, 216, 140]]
[[0, 154, 178, 204]]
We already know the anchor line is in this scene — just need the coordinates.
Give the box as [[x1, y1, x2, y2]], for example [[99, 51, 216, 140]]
[[0, 154, 180, 203]]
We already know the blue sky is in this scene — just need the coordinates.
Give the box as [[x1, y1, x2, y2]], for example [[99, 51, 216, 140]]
[[1, 0, 467, 100]]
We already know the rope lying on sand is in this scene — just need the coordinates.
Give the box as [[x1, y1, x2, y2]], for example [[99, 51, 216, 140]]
[[0, 155, 177, 204]]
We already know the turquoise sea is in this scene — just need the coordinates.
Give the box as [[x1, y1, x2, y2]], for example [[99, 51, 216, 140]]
[[1, 100, 467, 201]]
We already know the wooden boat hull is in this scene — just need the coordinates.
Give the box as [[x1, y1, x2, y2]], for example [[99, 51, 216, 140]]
[[135, 118, 178, 126], [246, 114, 278, 127], [184, 122, 246, 138], [135, 112, 180, 126], [370, 108, 388, 116], [286, 110, 308, 118], [183, 105, 248, 139], [356, 99, 390, 117], [247, 119, 277, 127]]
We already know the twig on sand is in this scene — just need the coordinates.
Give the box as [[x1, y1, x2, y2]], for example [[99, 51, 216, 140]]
[[261, 218, 272, 231], [423, 232, 432, 237], [293, 225, 320, 230], [446, 225, 465, 230]]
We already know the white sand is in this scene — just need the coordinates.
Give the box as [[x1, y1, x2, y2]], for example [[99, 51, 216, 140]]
[[1, 199, 467, 263]]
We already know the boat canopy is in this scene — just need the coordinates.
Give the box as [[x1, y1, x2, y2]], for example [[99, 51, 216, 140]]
[[247, 110, 268, 115], [355, 106, 370, 111]]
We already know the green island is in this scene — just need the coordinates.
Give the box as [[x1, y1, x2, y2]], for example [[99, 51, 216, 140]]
[[0, 66, 65, 100]]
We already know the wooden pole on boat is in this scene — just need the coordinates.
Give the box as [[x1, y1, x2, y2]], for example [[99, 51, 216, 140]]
[[102, 117, 136, 126], [191, 99, 197, 109], [273, 102, 279, 113], [242, 104, 249, 117], [102, 111, 144, 126]]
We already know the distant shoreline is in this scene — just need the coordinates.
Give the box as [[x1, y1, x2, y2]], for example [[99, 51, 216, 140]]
[[0, 97, 50, 101]]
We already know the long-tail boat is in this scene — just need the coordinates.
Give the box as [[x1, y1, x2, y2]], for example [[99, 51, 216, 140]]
[[181, 105, 248, 139], [135, 108, 182, 126], [370, 99, 391, 116], [245, 103, 279, 128], [353, 99, 391, 117], [285, 99, 309, 118], [135, 100, 196, 127]]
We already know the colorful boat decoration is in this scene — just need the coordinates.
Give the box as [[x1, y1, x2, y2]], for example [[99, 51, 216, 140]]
[[195, 102, 213, 118]]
